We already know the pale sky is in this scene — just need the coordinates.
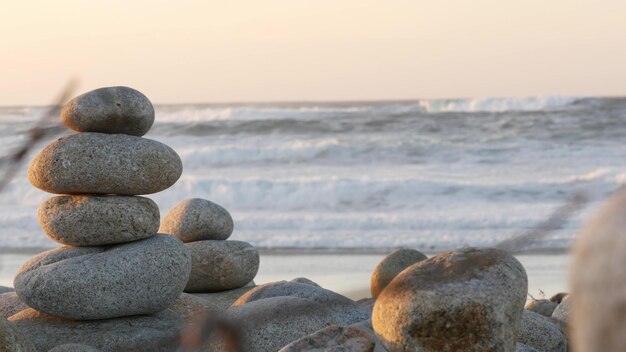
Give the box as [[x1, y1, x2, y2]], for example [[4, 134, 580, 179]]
[[2, 0, 625, 105]]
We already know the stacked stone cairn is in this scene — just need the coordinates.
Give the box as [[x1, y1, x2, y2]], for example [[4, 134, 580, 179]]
[[9, 87, 192, 351], [160, 198, 260, 293]]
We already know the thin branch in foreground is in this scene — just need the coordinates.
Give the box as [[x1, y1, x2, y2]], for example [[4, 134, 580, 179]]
[[178, 313, 240, 352], [0, 79, 77, 193], [495, 190, 589, 252]]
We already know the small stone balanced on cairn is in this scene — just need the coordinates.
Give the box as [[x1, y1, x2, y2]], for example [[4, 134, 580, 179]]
[[13, 87, 191, 321], [160, 198, 260, 293]]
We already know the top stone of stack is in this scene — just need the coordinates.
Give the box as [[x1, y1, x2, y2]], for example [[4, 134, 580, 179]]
[[61, 86, 155, 136]]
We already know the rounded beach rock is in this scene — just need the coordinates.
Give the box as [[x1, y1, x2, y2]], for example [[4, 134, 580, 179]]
[[14, 235, 191, 320], [61, 86, 154, 136], [551, 296, 571, 324], [518, 310, 567, 352], [204, 297, 340, 352], [570, 189, 626, 352], [0, 316, 36, 352], [372, 247, 527, 352], [160, 198, 233, 242], [370, 248, 427, 298], [278, 325, 375, 352], [525, 299, 558, 317], [28, 133, 182, 195], [38, 195, 159, 246], [184, 240, 259, 292], [9, 308, 183, 352], [234, 281, 370, 325]]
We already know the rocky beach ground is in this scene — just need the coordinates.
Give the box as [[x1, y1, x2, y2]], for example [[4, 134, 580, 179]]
[[0, 86, 616, 352]]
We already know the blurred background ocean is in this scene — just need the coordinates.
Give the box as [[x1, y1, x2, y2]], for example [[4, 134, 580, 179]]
[[0, 95, 624, 251]]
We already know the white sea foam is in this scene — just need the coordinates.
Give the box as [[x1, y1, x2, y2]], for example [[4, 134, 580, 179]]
[[419, 96, 582, 113], [0, 97, 622, 250]]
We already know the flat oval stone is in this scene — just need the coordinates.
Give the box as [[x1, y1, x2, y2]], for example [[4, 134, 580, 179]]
[[184, 240, 259, 293], [38, 195, 160, 246], [28, 133, 182, 195], [10, 308, 183, 352], [14, 235, 191, 320], [160, 198, 233, 242], [61, 86, 155, 136]]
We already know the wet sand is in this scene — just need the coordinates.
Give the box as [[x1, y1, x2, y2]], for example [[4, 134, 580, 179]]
[[0, 248, 570, 300]]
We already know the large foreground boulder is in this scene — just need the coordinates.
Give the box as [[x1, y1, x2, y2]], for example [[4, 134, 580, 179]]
[[14, 235, 191, 320], [28, 133, 182, 195], [9, 308, 182, 352], [372, 247, 527, 352], [571, 189, 626, 352], [204, 297, 340, 352], [233, 281, 370, 324]]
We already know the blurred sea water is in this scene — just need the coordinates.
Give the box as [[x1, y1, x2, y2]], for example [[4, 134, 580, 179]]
[[0, 96, 624, 251]]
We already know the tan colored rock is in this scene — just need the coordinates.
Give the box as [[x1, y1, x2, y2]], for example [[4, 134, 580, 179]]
[[372, 247, 527, 352], [571, 189, 626, 352], [370, 248, 427, 298]]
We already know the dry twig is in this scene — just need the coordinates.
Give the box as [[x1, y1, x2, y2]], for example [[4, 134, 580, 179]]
[[495, 190, 589, 252], [0, 80, 77, 193]]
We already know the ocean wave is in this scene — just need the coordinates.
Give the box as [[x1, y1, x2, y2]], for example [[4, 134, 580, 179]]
[[419, 96, 583, 113], [154, 105, 368, 123]]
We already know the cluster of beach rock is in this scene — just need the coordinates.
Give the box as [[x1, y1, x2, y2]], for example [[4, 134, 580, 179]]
[[160, 198, 259, 293], [0, 87, 195, 351], [0, 86, 580, 352]]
